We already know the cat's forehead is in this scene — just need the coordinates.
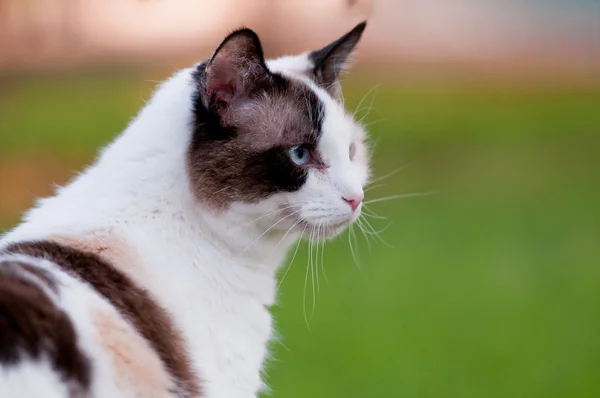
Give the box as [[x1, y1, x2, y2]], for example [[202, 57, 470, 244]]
[[234, 74, 326, 149], [239, 62, 362, 153]]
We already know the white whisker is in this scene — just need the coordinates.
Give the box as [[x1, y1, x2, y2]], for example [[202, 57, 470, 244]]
[[360, 216, 393, 248], [267, 218, 302, 260], [364, 183, 387, 193], [320, 227, 328, 284], [303, 233, 312, 331], [356, 218, 372, 251], [314, 220, 321, 294], [361, 117, 389, 129], [348, 225, 360, 268], [357, 102, 383, 126], [361, 208, 388, 220], [236, 209, 302, 257], [310, 226, 316, 322], [353, 84, 380, 118], [356, 86, 382, 126], [366, 166, 408, 186], [277, 225, 306, 291], [237, 203, 301, 228], [363, 191, 437, 205]]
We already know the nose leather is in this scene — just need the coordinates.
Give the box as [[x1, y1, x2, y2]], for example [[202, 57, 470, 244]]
[[343, 194, 363, 211]]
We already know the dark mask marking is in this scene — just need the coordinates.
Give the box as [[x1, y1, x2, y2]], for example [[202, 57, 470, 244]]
[[188, 32, 325, 208]]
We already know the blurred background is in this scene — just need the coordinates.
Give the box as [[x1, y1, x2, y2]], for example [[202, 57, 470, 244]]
[[1, 0, 599, 397]]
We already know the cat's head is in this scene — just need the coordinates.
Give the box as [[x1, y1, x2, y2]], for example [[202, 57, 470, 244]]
[[188, 22, 370, 239]]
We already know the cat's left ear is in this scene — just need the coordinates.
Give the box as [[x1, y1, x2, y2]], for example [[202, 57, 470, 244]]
[[309, 21, 367, 96], [201, 28, 272, 111]]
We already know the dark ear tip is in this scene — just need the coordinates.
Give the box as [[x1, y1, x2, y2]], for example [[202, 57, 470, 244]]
[[347, 21, 367, 39], [223, 27, 262, 45], [343, 21, 367, 43], [210, 26, 265, 63], [354, 21, 368, 33]]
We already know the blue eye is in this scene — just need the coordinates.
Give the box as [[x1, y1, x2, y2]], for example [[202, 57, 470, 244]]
[[289, 145, 310, 166]]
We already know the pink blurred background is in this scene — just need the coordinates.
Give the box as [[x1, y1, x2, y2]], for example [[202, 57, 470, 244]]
[[1, 0, 599, 81]]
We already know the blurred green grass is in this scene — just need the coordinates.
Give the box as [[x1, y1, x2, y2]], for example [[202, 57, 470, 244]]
[[1, 71, 599, 398]]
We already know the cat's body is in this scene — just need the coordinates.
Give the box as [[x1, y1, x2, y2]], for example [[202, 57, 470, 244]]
[[0, 23, 370, 398]]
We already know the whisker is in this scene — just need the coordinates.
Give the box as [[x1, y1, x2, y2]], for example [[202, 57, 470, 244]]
[[366, 165, 409, 186], [277, 225, 306, 291], [357, 218, 373, 251], [360, 214, 387, 235], [353, 84, 381, 118], [303, 232, 312, 331], [236, 209, 303, 257], [362, 204, 387, 217], [356, 88, 382, 126], [360, 216, 393, 249], [364, 191, 437, 205], [320, 227, 328, 284], [267, 219, 303, 260], [304, 225, 318, 326], [314, 220, 321, 294], [357, 102, 383, 126], [364, 183, 388, 193], [365, 134, 380, 148], [237, 203, 301, 228], [310, 226, 316, 322], [348, 226, 360, 268], [361, 208, 388, 221], [361, 117, 389, 129]]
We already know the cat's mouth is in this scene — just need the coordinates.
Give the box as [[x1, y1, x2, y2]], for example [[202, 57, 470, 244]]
[[278, 205, 358, 240], [296, 218, 353, 240]]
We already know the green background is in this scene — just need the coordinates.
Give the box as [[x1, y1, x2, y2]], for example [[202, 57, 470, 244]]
[[1, 70, 599, 397]]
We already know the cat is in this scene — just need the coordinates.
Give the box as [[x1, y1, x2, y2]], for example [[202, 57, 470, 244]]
[[0, 21, 371, 398]]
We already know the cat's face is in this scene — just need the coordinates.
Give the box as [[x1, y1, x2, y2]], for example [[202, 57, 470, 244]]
[[188, 23, 370, 239]]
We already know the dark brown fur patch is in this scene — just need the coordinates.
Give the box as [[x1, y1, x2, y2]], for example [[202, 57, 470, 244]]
[[4, 241, 201, 398], [16, 261, 58, 292], [50, 231, 147, 278], [0, 260, 91, 395]]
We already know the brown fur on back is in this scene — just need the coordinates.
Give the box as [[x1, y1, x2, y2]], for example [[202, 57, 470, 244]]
[[4, 241, 202, 398], [50, 230, 149, 279], [91, 308, 175, 397], [0, 260, 91, 397]]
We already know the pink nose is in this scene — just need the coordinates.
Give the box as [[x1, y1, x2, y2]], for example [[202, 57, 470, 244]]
[[343, 194, 364, 211]]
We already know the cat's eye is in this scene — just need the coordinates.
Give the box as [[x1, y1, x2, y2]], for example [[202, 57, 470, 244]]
[[289, 145, 311, 166], [349, 142, 357, 160]]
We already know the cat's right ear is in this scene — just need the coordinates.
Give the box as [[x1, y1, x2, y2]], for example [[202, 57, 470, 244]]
[[201, 28, 271, 110], [308, 22, 367, 96]]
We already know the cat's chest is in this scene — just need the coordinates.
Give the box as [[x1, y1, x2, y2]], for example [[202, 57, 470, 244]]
[[141, 240, 277, 397], [176, 281, 274, 397], [186, 297, 273, 397]]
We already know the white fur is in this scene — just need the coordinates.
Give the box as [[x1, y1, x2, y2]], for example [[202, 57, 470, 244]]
[[0, 52, 370, 397], [0, 359, 70, 398]]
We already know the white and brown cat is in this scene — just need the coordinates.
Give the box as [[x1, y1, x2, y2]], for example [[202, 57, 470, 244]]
[[0, 22, 371, 398]]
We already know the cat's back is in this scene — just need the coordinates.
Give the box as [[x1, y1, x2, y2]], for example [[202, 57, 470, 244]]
[[0, 236, 201, 398], [0, 254, 89, 398]]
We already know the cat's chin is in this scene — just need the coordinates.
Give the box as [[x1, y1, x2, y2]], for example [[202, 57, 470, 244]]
[[298, 220, 351, 241]]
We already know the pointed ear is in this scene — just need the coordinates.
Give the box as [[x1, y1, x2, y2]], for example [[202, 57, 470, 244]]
[[309, 21, 367, 95], [202, 28, 271, 109]]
